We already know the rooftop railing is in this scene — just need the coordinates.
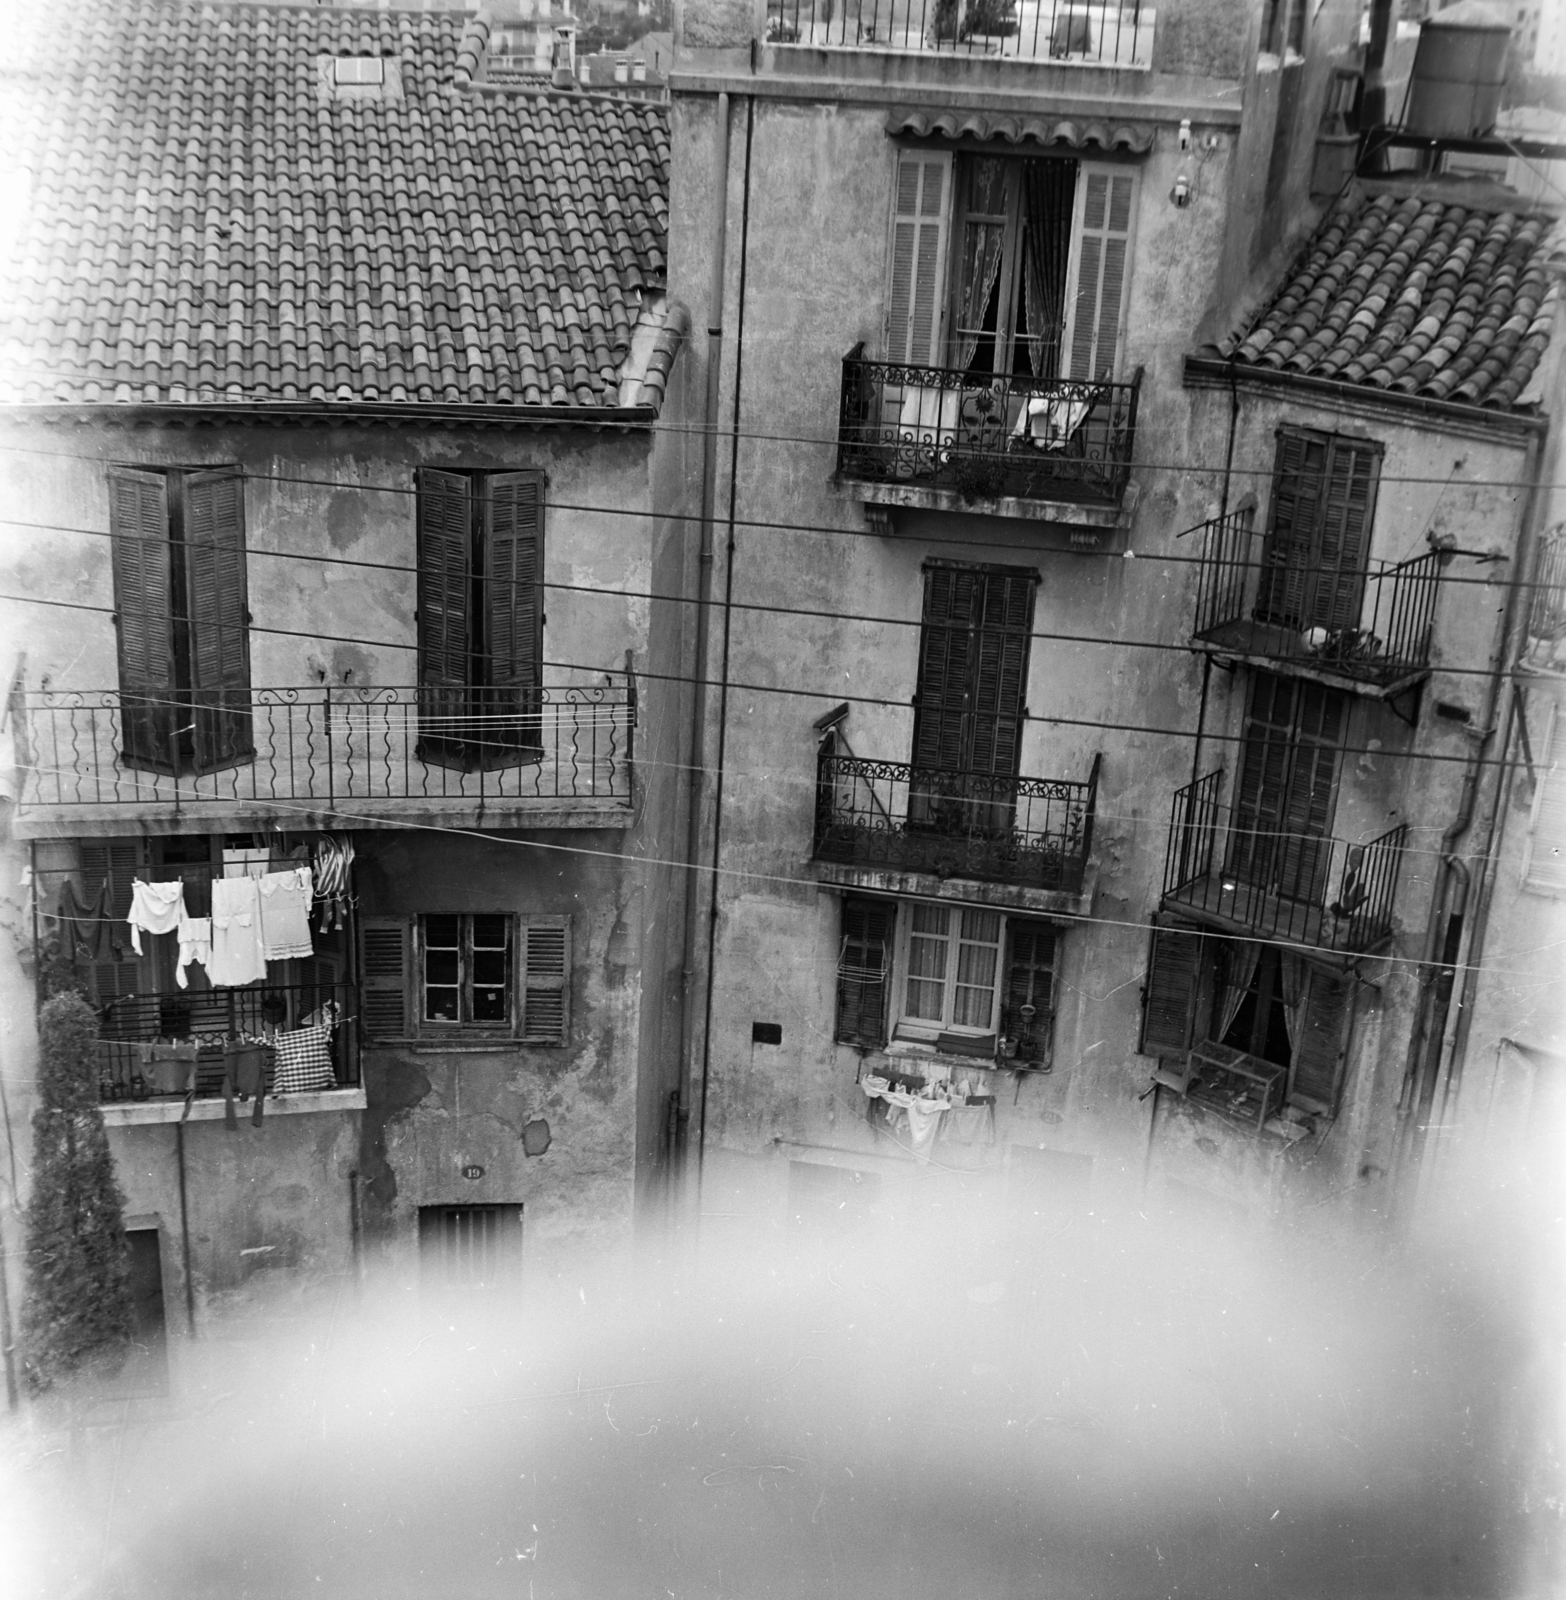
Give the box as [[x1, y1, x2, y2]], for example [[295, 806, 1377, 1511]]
[[1190, 506, 1441, 692], [1161, 770, 1406, 954], [14, 680, 636, 816], [838, 351, 1140, 507], [814, 750, 1099, 892], [766, 0, 1155, 65]]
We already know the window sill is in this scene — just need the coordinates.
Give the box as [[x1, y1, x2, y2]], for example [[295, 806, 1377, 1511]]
[[364, 1039, 560, 1052]]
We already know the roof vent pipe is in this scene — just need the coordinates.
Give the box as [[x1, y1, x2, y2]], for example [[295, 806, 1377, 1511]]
[[1404, 0, 1513, 139]]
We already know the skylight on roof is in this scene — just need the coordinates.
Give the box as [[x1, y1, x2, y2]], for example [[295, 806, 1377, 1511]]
[[332, 57, 386, 86]]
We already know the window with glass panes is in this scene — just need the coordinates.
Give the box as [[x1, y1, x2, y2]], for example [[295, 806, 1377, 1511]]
[[420, 914, 514, 1028], [899, 904, 1003, 1039]]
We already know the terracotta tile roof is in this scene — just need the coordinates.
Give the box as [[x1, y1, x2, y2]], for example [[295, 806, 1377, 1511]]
[[1219, 191, 1561, 412], [0, 0, 675, 411]]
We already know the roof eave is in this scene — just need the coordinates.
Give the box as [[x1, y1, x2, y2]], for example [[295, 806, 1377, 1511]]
[[1182, 354, 1548, 439], [0, 399, 665, 430]]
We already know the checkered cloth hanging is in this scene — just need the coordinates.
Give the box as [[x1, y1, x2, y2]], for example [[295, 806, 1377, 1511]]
[[271, 1024, 335, 1094]]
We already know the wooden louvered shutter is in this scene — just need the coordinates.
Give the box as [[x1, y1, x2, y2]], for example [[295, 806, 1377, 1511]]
[[967, 572, 1034, 779], [79, 839, 147, 923], [182, 469, 253, 772], [417, 469, 474, 764], [1003, 918, 1056, 1066], [1139, 923, 1204, 1059], [520, 916, 570, 1045], [1286, 966, 1354, 1114], [886, 150, 951, 369], [481, 471, 543, 762], [1314, 436, 1379, 633], [360, 916, 412, 1040], [1523, 698, 1566, 896], [912, 565, 980, 774], [835, 896, 895, 1048], [1065, 164, 1137, 382], [108, 467, 176, 773], [1276, 684, 1347, 903], [1229, 675, 1299, 888], [1258, 429, 1326, 624]]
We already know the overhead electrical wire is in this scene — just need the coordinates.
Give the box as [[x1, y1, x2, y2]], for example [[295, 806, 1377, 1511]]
[[18, 748, 1556, 984], [0, 588, 1543, 777]]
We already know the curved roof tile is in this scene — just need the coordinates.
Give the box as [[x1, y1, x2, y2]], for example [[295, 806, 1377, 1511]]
[[1224, 191, 1560, 412], [0, 0, 674, 410]]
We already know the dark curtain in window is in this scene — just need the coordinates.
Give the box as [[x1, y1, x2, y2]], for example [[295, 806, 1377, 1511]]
[[1022, 162, 1076, 380]]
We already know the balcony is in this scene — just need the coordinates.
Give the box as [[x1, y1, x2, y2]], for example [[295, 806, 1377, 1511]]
[[1190, 504, 1442, 701], [11, 680, 636, 834], [838, 351, 1140, 533], [766, 0, 1155, 66], [814, 750, 1099, 911], [1522, 527, 1566, 675], [1160, 771, 1406, 956], [94, 979, 363, 1125]]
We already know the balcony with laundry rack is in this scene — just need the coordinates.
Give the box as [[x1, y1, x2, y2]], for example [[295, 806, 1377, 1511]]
[[837, 347, 1141, 538], [8, 676, 638, 835]]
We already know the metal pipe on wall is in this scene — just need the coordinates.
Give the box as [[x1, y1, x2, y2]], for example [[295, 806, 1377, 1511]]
[[676, 91, 731, 1194], [175, 1121, 196, 1337]]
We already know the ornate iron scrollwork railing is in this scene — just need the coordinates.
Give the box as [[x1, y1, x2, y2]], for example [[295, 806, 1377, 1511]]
[[14, 679, 636, 813], [837, 350, 1140, 506], [814, 751, 1099, 891]]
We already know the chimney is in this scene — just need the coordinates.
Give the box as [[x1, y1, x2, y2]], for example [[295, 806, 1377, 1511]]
[[631, 58, 647, 81], [614, 56, 630, 82]]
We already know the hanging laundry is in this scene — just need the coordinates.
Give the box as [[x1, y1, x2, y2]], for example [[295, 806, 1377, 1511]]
[[58, 879, 125, 964], [311, 834, 355, 933], [226, 1043, 270, 1129], [207, 875, 267, 986], [271, 1023, 335, 1094], [257, 867, 314, 961], [127, 878, 187, 956], [175, 916, 212, 989]]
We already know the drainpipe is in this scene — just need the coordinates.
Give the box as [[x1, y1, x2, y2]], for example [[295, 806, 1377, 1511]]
[[676, 92, 731, 1199], [1397, 430, 1546, 1198], [175, 1121, 196, 1337], [1433, 421, 1558, 1159]]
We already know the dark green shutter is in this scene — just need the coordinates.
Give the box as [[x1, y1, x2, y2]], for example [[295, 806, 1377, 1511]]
[[182, 469, 253, 771], [1258, 429, 1378, 633], [1139, 923, 1204, 1059], [360, 916, 412, 1040], [416, 469, 474, 764], [481, 471, 543, 761], [1002, 919, 1056, 1066], [1286, 967, 1353, 1115], [912, 566, 1035, 776], [108, 467, 176, 772], [520, 915, 570, 1045], [835, 896, 895, 1047]]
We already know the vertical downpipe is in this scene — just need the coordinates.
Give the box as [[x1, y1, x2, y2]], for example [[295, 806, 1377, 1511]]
[[175, 1121, 196, 1337], [677, 93, 732, 1203]]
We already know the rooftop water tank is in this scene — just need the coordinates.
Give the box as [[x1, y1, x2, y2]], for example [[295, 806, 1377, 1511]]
[[1404, 1, 1514, 139]]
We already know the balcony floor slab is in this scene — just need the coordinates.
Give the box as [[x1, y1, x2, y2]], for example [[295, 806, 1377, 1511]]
[[101, 1086, 367, 1126], [12, 797, 636, 838], [1194, 619, 1429, 701], [817, 859, 1093, 917], [852, 477, 1132, 534], [1161, 874, 1391, 961]]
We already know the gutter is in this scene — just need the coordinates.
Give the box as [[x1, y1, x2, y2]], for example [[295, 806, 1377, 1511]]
[[0, 401, 666, 430], [1183, 356, 1549, 440], [1395, 427, 1549, 1202]]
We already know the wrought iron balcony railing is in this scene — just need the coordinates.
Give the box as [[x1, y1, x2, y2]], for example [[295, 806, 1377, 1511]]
[[814, 751, 1099, 892], [13, 680, 636, 816], [1190, 505, 1442, 692], [766, 0, 1155, 65], [1524, 527, 1566, 671], [838, 350, 1140, 506], [94, 980, 360, 1106], [1161, 771, 1406, 955]]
